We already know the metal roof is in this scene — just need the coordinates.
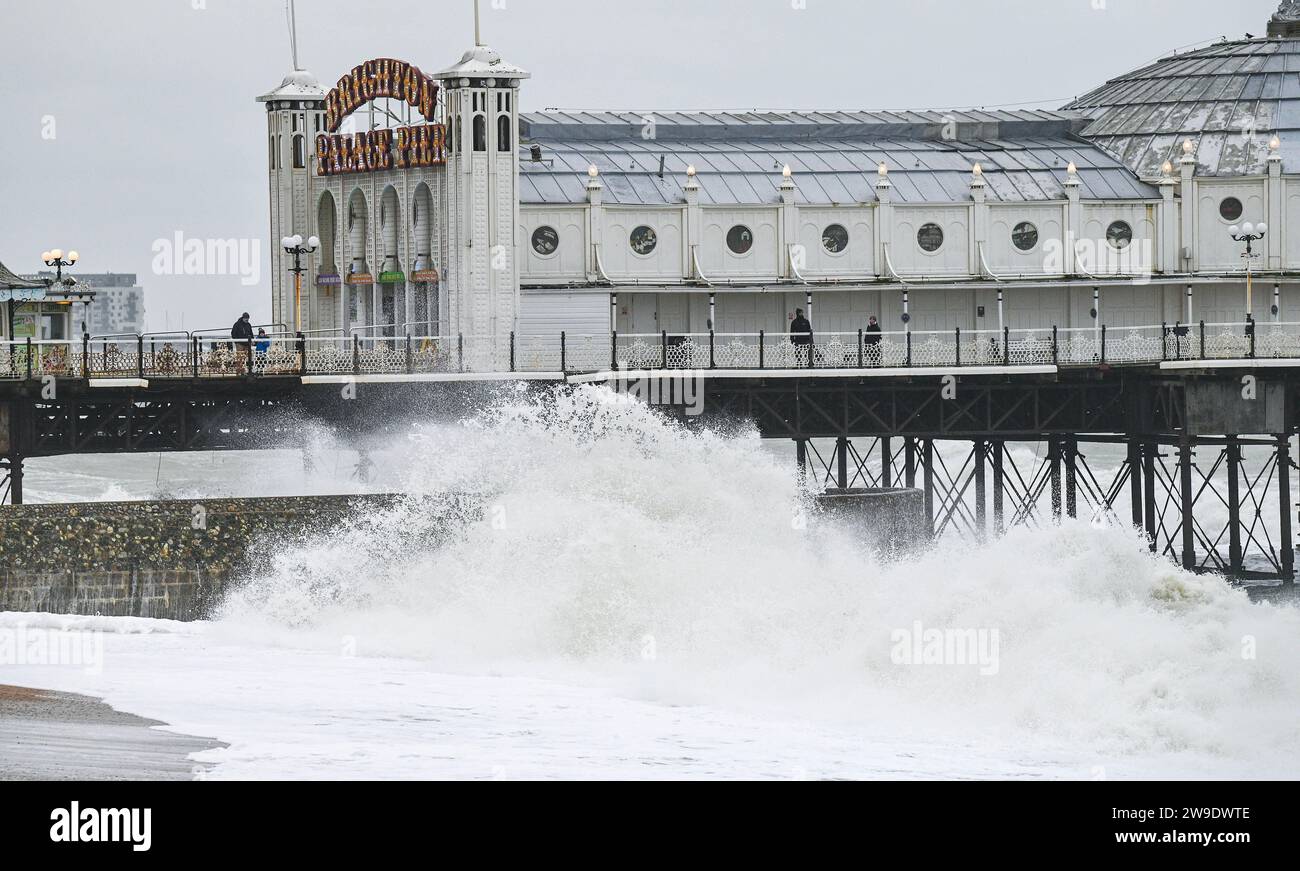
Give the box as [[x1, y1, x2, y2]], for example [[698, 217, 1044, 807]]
[[257, 69, 324, 102], [521, 109, 1084, 141], [434, 44, 529, 80], [1065, 19, 1300, 177], [518, 111, 1156, 205], [0, 260, 44, 290]]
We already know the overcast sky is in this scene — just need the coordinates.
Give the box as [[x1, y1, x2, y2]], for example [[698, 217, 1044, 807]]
[[0, 0, 1283, 331]]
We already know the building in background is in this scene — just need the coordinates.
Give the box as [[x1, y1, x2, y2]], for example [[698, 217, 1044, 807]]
[[71, 273, 146, 337], [2, 261, 95, 344]]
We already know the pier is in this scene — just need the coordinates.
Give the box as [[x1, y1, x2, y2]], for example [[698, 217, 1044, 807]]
[[2, 323, 1296, 584]]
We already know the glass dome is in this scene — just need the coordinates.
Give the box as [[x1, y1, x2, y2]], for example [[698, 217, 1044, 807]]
[[1065, 4, 1300, 178]]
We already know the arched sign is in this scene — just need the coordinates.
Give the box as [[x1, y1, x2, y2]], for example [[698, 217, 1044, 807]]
[[324, 58, 437, 132], [317, 58, 445, 177]]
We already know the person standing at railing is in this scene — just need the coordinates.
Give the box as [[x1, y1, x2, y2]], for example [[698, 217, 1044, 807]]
[[864, 315, 882, 367], [790, 308, 814, 368], [255, 328, 270, 354], [230, 312, 254, 374], [790, 308, 813, 345], [231, 312, 253, 345]]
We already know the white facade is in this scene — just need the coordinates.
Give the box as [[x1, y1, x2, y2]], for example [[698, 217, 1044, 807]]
[[517, 151, 1297, 336], [260, 17, 1300, 352]]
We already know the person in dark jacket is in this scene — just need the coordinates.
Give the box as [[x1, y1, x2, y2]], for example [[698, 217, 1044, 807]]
[[789, 309, 813, 346], [230, 314, 252, 369], [231, 313, 254, 341], [864, 315, 882, 366]]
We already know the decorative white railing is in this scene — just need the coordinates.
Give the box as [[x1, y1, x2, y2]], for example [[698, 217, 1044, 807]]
[[0, 321, 1296, 380]]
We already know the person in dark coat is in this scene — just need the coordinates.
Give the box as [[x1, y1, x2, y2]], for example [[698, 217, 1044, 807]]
[[230, 314, 252, 364], [864, 315, 882, 366], [231, 313, 254, 341], [789, 308, 813, 346]]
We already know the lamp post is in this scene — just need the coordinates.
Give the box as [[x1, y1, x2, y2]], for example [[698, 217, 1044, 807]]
[[26, 249, 79, 349], [1229, 221, 1267, 325], [42, 248, 79, 282], [281, 234, 319, 333]]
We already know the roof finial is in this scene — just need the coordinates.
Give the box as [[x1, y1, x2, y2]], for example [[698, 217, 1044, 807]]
[[285, 0, 301, 70], [1269, 0, 1300, 37], [474, 0, 483, 47]]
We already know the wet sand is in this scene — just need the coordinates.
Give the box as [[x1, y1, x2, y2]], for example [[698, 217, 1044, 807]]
[[0, 685, 225, 781]]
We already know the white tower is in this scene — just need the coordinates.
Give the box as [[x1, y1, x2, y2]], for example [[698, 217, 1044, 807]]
[[434, 36, 529, 367], [257, 70, 325, 332]]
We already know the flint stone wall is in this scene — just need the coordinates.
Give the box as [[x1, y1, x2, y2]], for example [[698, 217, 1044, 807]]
[[0, 495, 442, 620]]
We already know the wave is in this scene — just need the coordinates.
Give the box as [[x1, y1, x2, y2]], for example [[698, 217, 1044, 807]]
[[213, 384, 1300, 767]]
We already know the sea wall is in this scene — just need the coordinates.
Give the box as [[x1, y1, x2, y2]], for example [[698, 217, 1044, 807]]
[[0, 495, 456, 620]]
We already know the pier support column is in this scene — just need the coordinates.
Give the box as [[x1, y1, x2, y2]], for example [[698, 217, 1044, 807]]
[[1, 456, 22, 506], [795, 439, 808, 483], [1227, 436, 1243, 576], [880, 436, 892, 488], [1049, 438, 1062, 520], [1179, 437, 1196, 570], [992, 440, 1005, 535], [1143, 441, 1157, 551], [1, 399, 24, 506], [1128, 439, 1143, 530], [921, 440, 934, 538], [974, 440, 987, 541], [836, 437, 849, 490], [904, 438, 916, 489], [1279, 434, 1294, 584], [1064, 438, 1078, 519]]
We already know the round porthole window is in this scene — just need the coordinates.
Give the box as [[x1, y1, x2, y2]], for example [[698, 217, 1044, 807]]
[[1012, 221, 1039, 252], [727, 225, 754, 255], [822, 224, 849, 254], [630, 226, 658, 255], [1219, 197, 1244, 222], [917, 223, 944, 253], [1106, 220, 1133, 250], [531, 226, 559, 256]]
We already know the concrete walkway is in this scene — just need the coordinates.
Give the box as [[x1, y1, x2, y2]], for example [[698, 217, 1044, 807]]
[[0, 685, 224, 781]]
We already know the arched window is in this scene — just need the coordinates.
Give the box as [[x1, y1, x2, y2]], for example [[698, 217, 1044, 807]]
[[269, 135, 276, 170], [292, 134, 306, 169], [317, 191, 338, 272], [473, 115, 487, 152], [454, 117, 462, 154], [497, 115, 512, 152]]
